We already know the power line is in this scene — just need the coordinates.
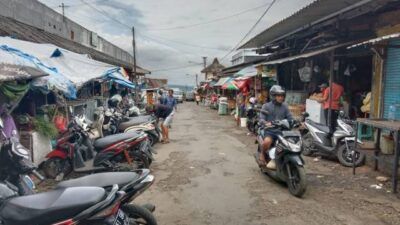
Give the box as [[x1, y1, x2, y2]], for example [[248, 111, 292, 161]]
[[78, 0, 227, 53], [137, 31, 228, 51], [220, 0, 277, 62], [147, 3, 269, 31]]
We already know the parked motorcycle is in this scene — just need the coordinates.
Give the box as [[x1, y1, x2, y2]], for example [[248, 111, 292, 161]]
[[301, 111, 366, 167], [41, 112, 153, 180], [0, 180, 157, 225], [246, 103, 261, 134], [119, 115, 161, 146], [0, 119, 157, 224], [0, 119, 45, 195], [102, 106, 161, 146], [254, 118, 307, 197]]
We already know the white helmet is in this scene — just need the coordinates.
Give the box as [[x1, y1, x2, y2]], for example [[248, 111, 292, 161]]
[[249, 97, 256, 104]]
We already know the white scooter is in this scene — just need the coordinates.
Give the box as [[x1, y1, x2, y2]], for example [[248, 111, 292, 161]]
[[301, 111, 365, 167]]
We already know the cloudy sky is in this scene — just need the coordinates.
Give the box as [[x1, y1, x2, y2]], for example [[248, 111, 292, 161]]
[[39, 0, 314, 85]]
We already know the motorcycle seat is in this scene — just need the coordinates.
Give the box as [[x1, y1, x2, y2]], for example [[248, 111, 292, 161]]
[[56, 172, 140, 189], [306, 119, 330, 133], [118, 116, 153, 132], [94, 131, 142, 150], [0, 187, 105, 225]]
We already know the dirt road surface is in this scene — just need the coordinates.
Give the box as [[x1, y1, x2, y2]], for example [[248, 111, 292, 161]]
[[136, 102, 400, 225]]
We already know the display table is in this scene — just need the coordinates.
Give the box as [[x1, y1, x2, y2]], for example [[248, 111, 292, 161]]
[[353, 118, 400, 193]]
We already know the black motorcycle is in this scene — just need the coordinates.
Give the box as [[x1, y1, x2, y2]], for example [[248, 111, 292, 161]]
[[246, 104, 261, 134], [254, 119, 307, 197]]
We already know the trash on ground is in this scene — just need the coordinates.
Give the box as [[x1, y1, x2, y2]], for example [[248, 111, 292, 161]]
[[376, 176, 389, 183], [370, 184, 383, 189]]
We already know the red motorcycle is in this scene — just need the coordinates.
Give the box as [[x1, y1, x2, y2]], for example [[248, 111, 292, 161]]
[[41, 115, 154, 180]]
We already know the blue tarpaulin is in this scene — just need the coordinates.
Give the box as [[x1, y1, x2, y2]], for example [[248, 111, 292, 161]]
[[0, 44, 77, 99], [103, 68, 136, 89]]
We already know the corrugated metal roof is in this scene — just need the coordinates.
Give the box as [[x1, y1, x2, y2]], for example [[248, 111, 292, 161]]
[[348, 32, 400, 49], [0, 63, 48, 82], [213, 77, 231, 86], [259, 42, 352, 65], [240, 0, 372, 49]]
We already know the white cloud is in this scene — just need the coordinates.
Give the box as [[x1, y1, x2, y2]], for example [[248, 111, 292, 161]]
[[39, 0, 315, 85]]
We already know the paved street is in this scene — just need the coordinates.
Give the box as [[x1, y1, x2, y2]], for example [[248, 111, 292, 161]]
[[137, 102, 400, 225]]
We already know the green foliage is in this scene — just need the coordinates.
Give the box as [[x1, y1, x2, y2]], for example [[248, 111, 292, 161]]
[[32, 116, 58, 139]]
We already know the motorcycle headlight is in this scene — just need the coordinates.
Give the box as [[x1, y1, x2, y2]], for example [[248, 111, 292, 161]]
[[280, 138, 301, 152], [288, 141, 301, 152]]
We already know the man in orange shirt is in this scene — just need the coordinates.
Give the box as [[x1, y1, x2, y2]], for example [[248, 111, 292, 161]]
[[318, 81, 344, 132]]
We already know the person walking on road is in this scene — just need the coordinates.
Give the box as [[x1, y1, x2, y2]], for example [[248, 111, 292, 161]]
[[166, 89, 178, 112], [195, 94, 201, 105], [147, 104, 173, 144]]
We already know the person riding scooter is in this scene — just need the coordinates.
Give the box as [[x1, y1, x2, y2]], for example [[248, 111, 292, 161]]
[[259, 85, 293, 169]]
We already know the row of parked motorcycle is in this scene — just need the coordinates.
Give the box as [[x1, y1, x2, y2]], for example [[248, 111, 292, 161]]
[[0, 95, 160, 224], [246, 103, 365, 198]]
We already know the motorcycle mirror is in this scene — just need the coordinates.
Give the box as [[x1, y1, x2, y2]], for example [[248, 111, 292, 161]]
[[339, 111, 345, 118], [302, 112, 310, 118]]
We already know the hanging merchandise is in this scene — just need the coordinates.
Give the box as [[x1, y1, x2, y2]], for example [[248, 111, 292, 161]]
[[334, 60, 340, 71], [313, 65, 321, 73], [298, 66, 312, 82], [0, 82, 29, 100], [344, 64, 357, 76]]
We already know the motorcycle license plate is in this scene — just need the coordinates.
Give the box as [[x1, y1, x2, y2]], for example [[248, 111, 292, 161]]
[[113, 209, 129, 225]]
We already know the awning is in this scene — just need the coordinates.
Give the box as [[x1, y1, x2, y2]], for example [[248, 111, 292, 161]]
[[260, 42, 351, 66], [233, 79, 250, 90], [234, 65, 258, 78], [103, 68, 135, 89], [222, 79, 239, 90], [0, 63, 48, 82], [347, 33, 400, 49], [213, 77, 231, 87]]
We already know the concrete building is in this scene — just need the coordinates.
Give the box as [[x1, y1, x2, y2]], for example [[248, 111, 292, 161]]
[[231, 49, 267, 66], [0, 0, 149, 74]]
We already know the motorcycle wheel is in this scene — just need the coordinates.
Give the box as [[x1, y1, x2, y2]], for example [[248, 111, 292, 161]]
[[135, 153, 150, 169], [122, 204, 158, 225], [147, 133, 158, 146], [301, 133, 314, 156], [286, 163, 307, 197], [337, 142, 366, 167], [247, 121, 254, 133], [42, 158, 72, 179]]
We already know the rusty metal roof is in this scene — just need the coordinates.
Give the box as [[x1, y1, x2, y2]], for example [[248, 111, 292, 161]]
[[0, 63, 48, 82], [240, 0, 374, 49]]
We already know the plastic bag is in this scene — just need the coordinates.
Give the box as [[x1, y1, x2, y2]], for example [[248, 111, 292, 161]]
[[54, 115, 67, 132]]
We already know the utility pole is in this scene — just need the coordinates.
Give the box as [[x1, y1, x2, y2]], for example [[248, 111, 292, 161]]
[[132, 26, 139, 103], [195, 74, 198, 87], [59, 3, 68, 21], [202, 57, 207, 80]]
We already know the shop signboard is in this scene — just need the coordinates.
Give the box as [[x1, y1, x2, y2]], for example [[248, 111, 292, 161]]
[[262, 65, 277, 77]]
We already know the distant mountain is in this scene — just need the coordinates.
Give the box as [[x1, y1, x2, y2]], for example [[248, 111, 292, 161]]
[[168, 84, 195, 92]]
